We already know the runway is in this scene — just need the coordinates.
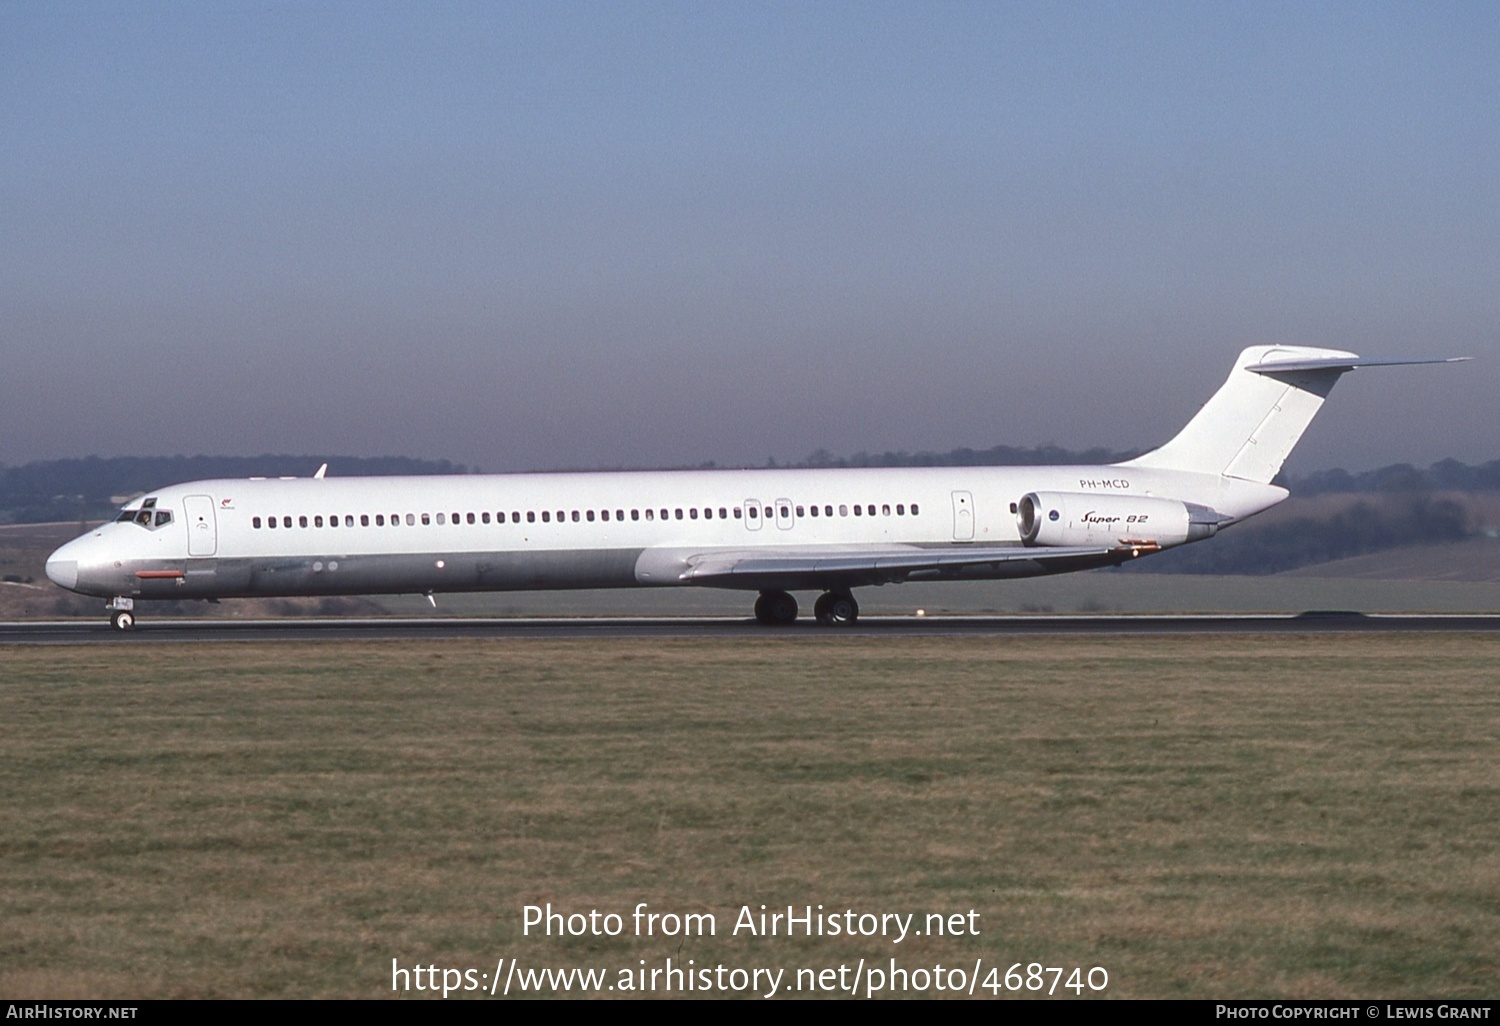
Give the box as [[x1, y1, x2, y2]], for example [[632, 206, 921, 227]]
[[5, 613, 1500, 644]]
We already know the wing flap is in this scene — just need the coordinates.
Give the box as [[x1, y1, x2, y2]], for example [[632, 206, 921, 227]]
[[680, 544, 1121, 584]]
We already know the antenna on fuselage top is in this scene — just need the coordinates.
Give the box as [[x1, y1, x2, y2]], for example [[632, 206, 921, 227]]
[[314, 463, 328, 479]]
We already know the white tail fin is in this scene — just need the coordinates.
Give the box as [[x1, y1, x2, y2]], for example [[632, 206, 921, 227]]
[[1121, 346, 1466, 483]]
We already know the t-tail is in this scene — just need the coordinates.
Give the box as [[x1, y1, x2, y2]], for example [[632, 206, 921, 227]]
[[1119, 345, 1468, 484]]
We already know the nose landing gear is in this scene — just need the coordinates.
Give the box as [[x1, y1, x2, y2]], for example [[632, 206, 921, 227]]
[[107, 598, 136, 631]]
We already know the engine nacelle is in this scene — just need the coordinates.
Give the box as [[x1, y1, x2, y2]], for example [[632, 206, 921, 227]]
[[1017, 492, 1223, 548]]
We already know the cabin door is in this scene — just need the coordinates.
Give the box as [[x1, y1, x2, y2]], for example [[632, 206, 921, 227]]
[[184, 495, 218, 556], [774, 498, 795, 530], [951, 491, 974, 541]]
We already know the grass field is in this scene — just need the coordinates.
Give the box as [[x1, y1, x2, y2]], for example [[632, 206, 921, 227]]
[[2, 635, 1496, 999]]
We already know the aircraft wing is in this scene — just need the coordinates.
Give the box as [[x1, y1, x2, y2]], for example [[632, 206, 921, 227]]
[[677, 542, 1129, 588]]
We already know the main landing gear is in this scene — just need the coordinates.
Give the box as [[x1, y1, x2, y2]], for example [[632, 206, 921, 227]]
[[813, 591, 859, 626], [754, 590, 860, 627]]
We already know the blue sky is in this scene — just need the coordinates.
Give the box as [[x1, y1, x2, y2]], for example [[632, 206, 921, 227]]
[[3, 1, 1495, 473]]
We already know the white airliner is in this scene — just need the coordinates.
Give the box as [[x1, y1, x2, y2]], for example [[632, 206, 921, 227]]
[[46, 345, 1462, 629]]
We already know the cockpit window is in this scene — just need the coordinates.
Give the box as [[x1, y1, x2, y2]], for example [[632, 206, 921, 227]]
[[117, 503, 175, 530]]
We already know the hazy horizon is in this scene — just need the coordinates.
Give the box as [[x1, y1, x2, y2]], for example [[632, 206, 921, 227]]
[[5, 2, 1495, 477]]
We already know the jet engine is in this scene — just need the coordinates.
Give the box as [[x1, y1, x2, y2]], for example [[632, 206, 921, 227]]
[[1017, 492, 1224, 548]]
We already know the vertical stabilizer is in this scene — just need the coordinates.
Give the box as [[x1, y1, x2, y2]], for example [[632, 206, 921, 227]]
[[1121, 346, 1355, 483]]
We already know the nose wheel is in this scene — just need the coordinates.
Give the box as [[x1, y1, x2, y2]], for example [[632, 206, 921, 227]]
[[107, 598, 136, 631]]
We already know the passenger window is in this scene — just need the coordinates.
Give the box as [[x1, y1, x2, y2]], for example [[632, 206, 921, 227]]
[[911, 503, 920, 515], [511, 511, 520, 523], [299, 515, 309, 528], [345, 515, 354, 527], [733, 508, 741, 518], [689, 508, 698, 520], [542, 511, 551, 523], [268, 517, 277, 529], [361, 514, 369, 526], [436, 513, 446, 525], [330, 514, 340, 527], [645, 509, 654, 521], [661, 509, 669, 520], [406, 513, 415, 526], [839, 505, 847, 517], [853, 506, 861, 517], [632, 509, 640, 521], [600, 510, 609, 521], [825, 505, 833, 517], [526, 511, 535, 523], [780, 506, 789, 518], [675, 509, 683, 520], [587, 510, 595, 522], [376, 514, 385, 526], [882, 504, 890, 516], [253, 516, 262, 529], [467, 512, 476, 525], [314, 515, 324, 527], [572, 510, 580, 522], [795, 506, 804, 517], [809, 506, 818, 517], [617, 510, 625, 521], [897, 504, 905, 516], [748, 507, 758, 519], [421, 513, 431, 526]]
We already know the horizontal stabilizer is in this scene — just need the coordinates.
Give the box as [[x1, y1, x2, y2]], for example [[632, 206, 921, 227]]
[[1246, 355, 1470, 375]]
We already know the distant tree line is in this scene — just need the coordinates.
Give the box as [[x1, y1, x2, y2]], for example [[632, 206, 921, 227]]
[[1284, 458, 1500, 495], [1121, 494, 1472, 576], [0, 455, 468, 524], [788, 444, 1142, 469]]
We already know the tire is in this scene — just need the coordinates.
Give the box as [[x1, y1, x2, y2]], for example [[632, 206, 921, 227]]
[[755, 590, 797, 625], [110, 610, 135, 631], [815, 592, 858, 626], [828, 594, 858, 625]]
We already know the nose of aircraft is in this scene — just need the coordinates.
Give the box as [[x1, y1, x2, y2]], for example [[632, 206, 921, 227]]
[[45, 552, 78, 585], [46, 540, 82, 591], [45, 553, 79, 590]]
